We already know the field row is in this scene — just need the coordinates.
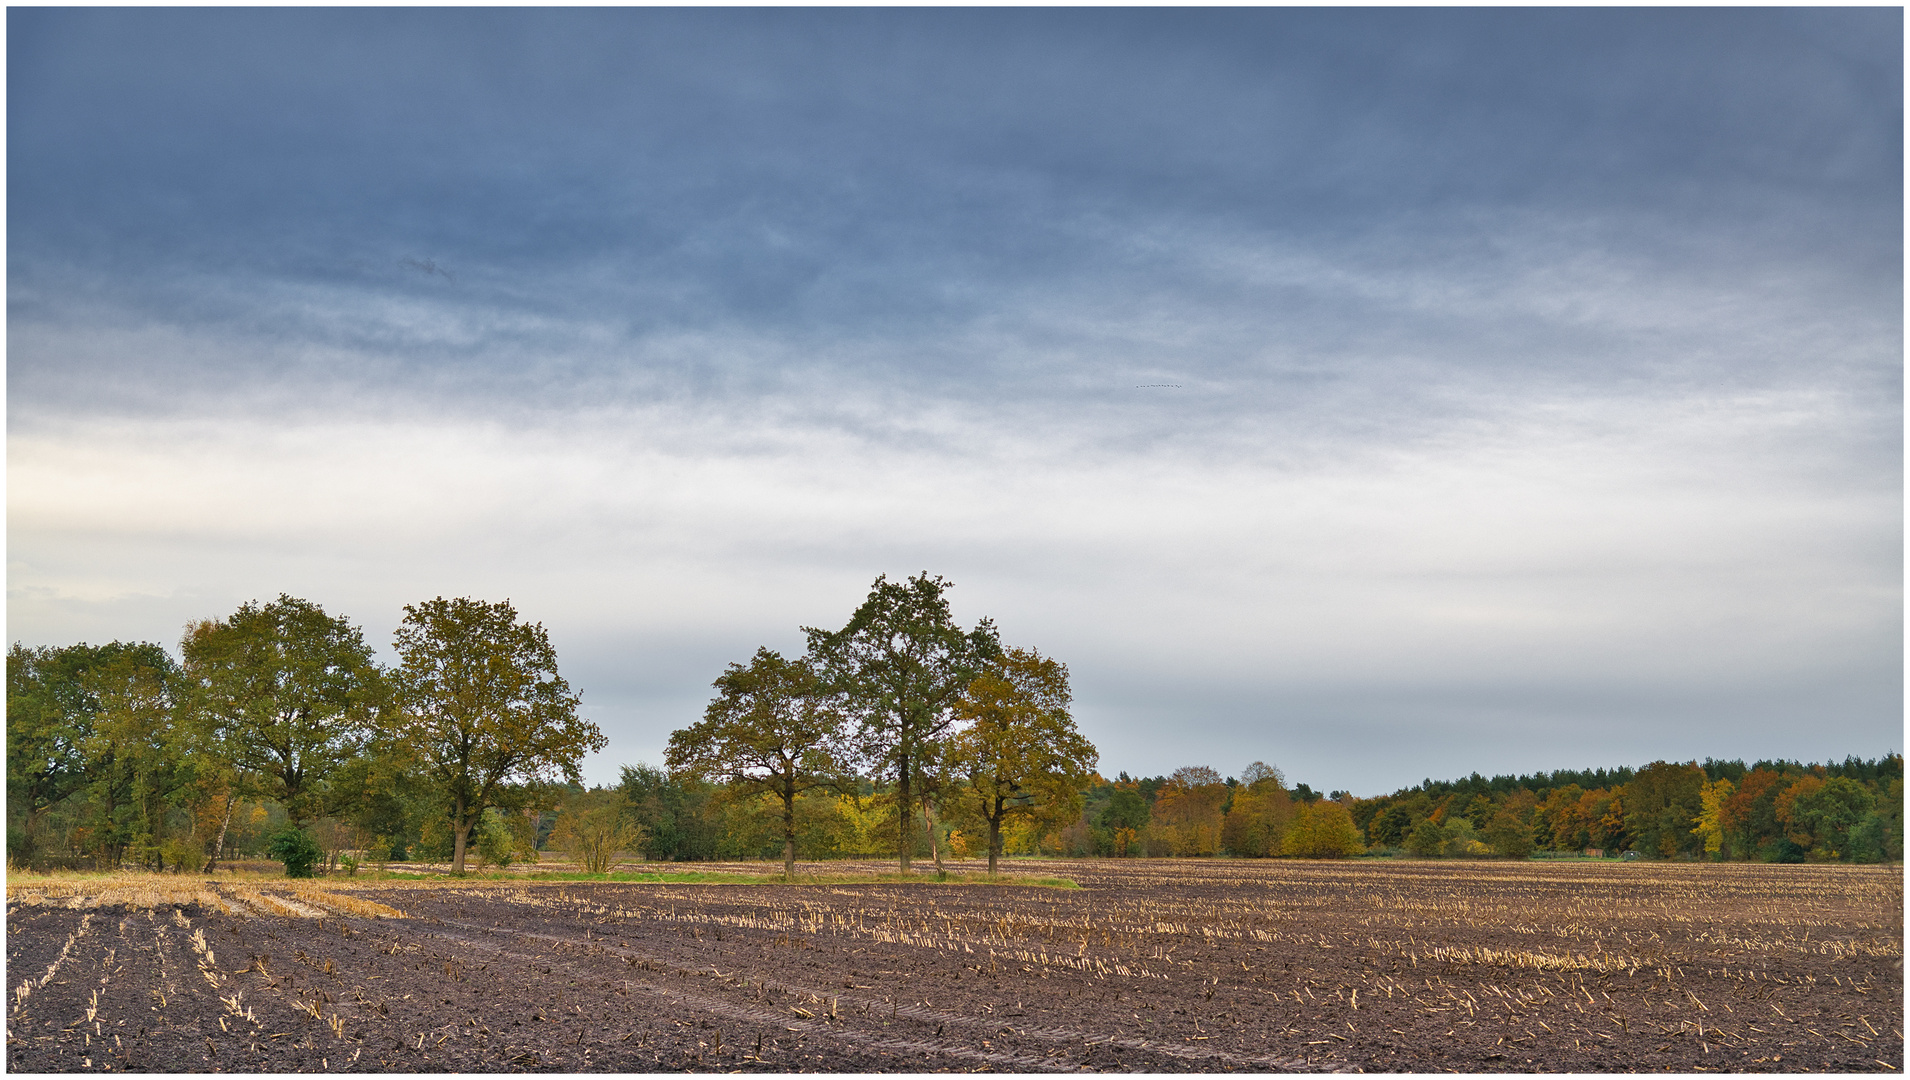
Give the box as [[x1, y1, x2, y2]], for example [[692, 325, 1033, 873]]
[[7, 859, 1900, 1072]]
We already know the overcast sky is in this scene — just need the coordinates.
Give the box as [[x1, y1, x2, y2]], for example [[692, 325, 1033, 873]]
[[8, 8, 1902, 795]]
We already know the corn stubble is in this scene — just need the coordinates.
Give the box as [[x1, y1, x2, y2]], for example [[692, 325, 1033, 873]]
[[6, 859, 1900, 1072]]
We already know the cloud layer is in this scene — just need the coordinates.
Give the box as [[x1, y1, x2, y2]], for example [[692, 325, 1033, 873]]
[[9, 9, 1901, 791]]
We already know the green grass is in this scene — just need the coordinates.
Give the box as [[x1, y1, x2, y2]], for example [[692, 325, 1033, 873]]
[[510, 869, 1080, 888], [8, 865, 1080, 889], [372, 867, 1081, 888]]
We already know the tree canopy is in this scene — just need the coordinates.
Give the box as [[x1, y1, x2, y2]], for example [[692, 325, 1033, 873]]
[[667, 647, 844, 880], [949, 646, 1097, 875], [387, 597, 604, 874], [180, 595, 383, 828], [804, 572, 999, 871]]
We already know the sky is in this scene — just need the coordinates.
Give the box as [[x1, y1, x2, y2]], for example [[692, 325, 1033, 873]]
[[7, 8, 1902, 796]]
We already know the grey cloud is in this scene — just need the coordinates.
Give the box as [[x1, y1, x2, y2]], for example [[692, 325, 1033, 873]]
[[7, 8, 1898, 791]]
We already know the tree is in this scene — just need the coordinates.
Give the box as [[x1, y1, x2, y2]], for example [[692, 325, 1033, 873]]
[[804, 572, 999, 872], [1786, 777, 1875, 859], [1282, 800, 1364, 858], [83, 645, 192, 869], [387, 597, 605, 875], [1625, 761, 1705, 857], [1482, 807, 1535, 858], [1365, 804, 1414, 849], [666, 647, 846, 880], [1149, 767, 1228, 856], [1404, 818, 1447, 857], [948, 646, 1098, 876], [1691, 777, 1735, 857], [1222, 779, 1297, 856], [1098, 786, 1149, 856], [1239, 761, 1284, 788], [181, 596, 384, 830], [7, 642, 158, 864], [618, 763, 724, 861]]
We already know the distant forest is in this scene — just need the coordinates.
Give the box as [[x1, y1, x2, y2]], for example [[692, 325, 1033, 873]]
[[601, 753, 1903, 868], [9, 574, 1900, 875]]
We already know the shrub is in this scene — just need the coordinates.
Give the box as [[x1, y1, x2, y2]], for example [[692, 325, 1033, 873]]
[[474, 809, 518, 869], [1405, 819, 1447, 857], [552, 804, 644, 874], [266, 826, 323, 878]]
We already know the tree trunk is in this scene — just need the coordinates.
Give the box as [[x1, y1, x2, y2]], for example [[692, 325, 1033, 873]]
[[782, 788, 797, 882], [202, 790, 237, 874], [451, 796, 471, 875], [988, 810, 1001, 878], [896, 754, 913, 873], [924, 798, 945, 875]]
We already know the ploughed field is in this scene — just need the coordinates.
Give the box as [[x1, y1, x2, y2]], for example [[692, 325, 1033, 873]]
[[6, 859, 1901, 1073]]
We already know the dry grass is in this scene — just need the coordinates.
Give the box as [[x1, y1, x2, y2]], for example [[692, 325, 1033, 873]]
[[5, 872, 405, 920]]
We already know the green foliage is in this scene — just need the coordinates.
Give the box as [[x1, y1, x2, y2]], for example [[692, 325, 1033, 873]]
[[1482, 808, 1535, 858], [266, 825, 323, 877], [387, 597, 605, 874], [804, 572, 1000, 870], [473, 808, 518, 869], [181, 595, 383, 828], [948, 646, 1097, 875], [1787, 777, 1875, 859], [1401, 818, 1443, 857], [1099, 788, 1149, 833], [8, 640, 184, 869], [619, 763, 723, 860], [1281, 800, 1363, 858], [666, 647, 845, 878], [8, 643, 114, 824], [1625, 761, 1707, 858], [1367, 804, 1413, 848]]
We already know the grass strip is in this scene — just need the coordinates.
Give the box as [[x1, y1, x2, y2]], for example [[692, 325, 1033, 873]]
[[6, 868, 1081, 894]]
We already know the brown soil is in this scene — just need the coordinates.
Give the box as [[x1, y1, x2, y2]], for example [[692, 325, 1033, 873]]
[[7, 859, 1901, 1072]]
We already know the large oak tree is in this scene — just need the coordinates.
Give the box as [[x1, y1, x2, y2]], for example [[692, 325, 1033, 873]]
[[949, 646, 1096, 875], [804, 573, 999, 872], [387, 597, 604, 874], [666, 647, 844, 880], [181, 596, 383, 832]]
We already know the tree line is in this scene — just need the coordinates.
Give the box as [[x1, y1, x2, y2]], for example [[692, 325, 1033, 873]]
[[11, 573, 1899, 875], [6, 573, 1103, 878], [553, 751, 1901, 872], [9, 595, 603, 876], [1351, 756, 1903, 863]]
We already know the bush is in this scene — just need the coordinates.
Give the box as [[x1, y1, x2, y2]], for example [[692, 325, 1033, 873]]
[[266, 826, 323, 878], [160, 837, 202, 873], [474, 809, 517, 869], [1404, 819, 1447, 857], [551, 797, 643, 874], [1758, 837, 1806, 864]]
